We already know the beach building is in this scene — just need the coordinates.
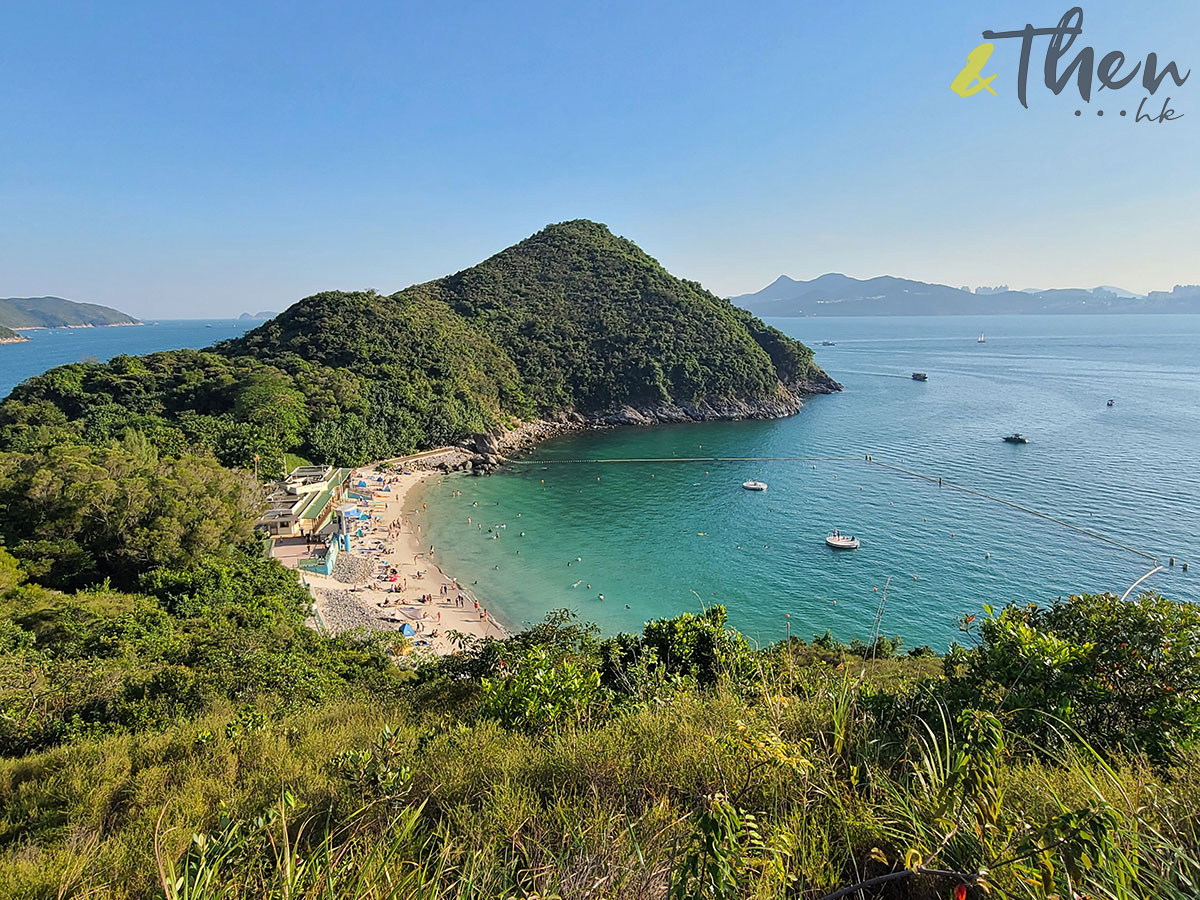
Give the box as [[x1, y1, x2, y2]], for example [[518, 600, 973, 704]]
[[257, 465, 351, 537]]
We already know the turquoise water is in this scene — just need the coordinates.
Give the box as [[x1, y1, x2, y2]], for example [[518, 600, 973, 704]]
[[419, 315, 1200, 649], [0, 319, 254, 396]]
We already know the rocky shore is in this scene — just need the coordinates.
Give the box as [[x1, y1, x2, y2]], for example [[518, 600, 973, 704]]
[[415, 375, 844, 475], [312, 587, 380, 634]]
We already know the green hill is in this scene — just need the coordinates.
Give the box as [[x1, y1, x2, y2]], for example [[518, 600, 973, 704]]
[[1, 221, 838, 472], [399, 220, 839, 414], [0, 325, 25, 343], [0, 296, 140, 328]]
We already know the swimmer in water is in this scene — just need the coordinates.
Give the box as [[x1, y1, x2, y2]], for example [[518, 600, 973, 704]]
[[573, 580, 581, 587], [598, 594, 604, 601]]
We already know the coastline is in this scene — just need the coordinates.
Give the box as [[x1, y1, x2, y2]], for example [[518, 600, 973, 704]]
[[294, 461, 509, 657], [288, 379, 843, 655], [10, 321, 143, 331]]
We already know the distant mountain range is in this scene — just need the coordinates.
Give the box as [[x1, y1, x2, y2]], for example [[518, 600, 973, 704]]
[[0, 296, 141, 329], [238, 311, 278, 320], [731, 275, 1200, 316]]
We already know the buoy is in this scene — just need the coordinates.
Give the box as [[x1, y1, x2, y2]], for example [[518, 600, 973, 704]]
[[1184, 562, 1190, 572], [873, 587, 878, 592], [912, 575, 917, 580]]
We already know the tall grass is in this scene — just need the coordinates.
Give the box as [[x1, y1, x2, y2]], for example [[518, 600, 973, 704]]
[[0, 660, 1197, 898]]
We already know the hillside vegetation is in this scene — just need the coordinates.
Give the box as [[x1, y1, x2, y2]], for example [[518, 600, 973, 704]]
[[0, 296, 140, 328], [0, 537, 1197, 899], [0, 222, 837, 482]]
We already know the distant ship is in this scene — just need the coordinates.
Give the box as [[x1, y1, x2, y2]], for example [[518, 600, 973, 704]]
[[977, 333, 986, 343]]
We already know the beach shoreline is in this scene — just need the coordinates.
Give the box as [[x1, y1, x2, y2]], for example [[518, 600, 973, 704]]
[[287, 394, 839, 656], [291, 462, 509, 657]]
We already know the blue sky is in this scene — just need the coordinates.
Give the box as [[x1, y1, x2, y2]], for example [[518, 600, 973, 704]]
[[2, 1, 1196, 317]]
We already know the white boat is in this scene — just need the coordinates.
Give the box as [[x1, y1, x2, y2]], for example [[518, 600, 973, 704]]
[[825, 530, 860, 550], [742, 480, 767, 491], [977, 333, 986, 343]]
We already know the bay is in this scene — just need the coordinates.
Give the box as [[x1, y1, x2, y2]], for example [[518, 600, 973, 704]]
[[420, 315, 1200, 649]]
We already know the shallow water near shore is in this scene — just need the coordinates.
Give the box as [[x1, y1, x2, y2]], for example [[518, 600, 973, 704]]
[[419, 315, 1200, 649]]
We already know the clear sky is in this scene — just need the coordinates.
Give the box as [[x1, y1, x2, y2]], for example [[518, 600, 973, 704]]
[[2, 1, 1196, 318]]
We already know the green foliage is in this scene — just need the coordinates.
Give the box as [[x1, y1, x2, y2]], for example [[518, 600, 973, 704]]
[[670, 794, 762, 900], [605, 605, 749, 689], [1, 223, 833, 471], [0, 596, 1197, 898], [409, 220, 829, 412], [0, 550, 402, 755], [0, 435, 262, 590], [479, 646, 602, 734], [945, 593, 1200, 760]]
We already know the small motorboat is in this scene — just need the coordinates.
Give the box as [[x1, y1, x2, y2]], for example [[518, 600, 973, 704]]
[[742, 480, 768, 491], [912, 372, 928, 381], [977, 333, 986, 343], [821, 340, 836, 346], [1002, 433, 1029, 444], [825, 530, 860, 550]]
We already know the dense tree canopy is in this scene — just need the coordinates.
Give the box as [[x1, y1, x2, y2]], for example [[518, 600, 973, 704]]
[[0, 222, 836, 471], [0, 434, 261, 590]]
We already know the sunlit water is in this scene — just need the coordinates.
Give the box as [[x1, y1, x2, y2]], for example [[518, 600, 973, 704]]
[[419, 315, 1200, 649], [0, 320, 254, 396]]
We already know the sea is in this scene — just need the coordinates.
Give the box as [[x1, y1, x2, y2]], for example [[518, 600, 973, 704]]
[[3, 315, 1197, 650], [0, 320, 255, 397], [417, 315, 1200, 649]]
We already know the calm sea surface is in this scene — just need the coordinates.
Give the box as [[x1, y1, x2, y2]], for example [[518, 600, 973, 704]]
[[0, 320, 254, 396], [419, 315, 1200, 649]]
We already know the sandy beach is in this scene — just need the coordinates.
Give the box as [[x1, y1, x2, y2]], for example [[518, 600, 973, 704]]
[[285, 460, 508, 657]]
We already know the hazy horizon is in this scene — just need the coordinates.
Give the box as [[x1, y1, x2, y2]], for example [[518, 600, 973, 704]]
[[3, 1, 1196, 319]]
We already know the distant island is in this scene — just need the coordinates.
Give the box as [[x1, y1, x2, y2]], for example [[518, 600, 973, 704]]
[[732, 274, 1200, 316], [2, 220, 840, 477], [238, 310, 278, 320], [0, 296, 141, 330]]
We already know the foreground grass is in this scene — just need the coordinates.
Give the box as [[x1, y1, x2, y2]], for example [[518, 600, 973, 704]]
[[1, 652, 1197, 900]]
